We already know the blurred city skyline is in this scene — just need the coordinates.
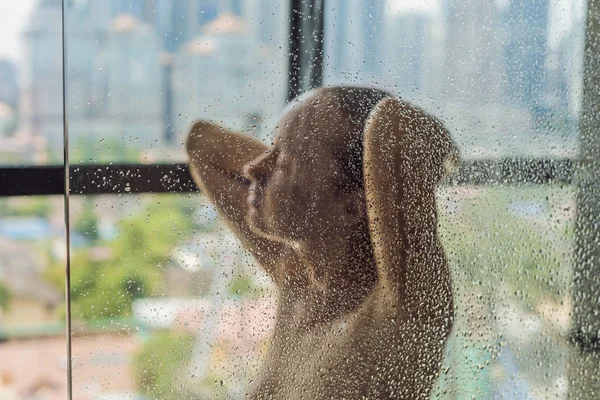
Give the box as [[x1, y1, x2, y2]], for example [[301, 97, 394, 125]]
[[0, 1, 36, 67], [0, 0, 586, 68], [0, 0, 588, 165]]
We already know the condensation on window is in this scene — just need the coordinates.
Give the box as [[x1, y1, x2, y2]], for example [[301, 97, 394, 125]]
[[3, 0, 597, 399]]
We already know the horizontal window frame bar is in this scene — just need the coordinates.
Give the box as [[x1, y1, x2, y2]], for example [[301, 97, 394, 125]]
[[0, 158, 575, 197], [0, 164, 196, 196], [446, 158, 575, 186]]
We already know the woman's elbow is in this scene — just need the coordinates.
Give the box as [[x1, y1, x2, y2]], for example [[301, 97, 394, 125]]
[[186, 120, 211, 160]]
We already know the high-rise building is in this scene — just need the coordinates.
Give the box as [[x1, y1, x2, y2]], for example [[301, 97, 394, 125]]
[[362, 0, 385, 78], [84, 0, 155, 31], [432, 0, 539, 156], [110, 0, 145, 20], [384, 12, 430, 98], [324, 0, 349, 82], [558, 19, 585, 117], [324, 0, 387, 85], [228, 0, 243, 15], [442, 0, 504, 105], [502, 0, 550, 120], [21, 0, 63, 150], [245, 0, 286, 46], [22, 0, 165, 153], [21, 0, 287, 156], [0, 60, 18, 107], [82, 0, 217, 53], [172, 12, 286, 142], [66, 4, 106, 120], [154, 0, 216, 52], [99, 15, 163, 146]]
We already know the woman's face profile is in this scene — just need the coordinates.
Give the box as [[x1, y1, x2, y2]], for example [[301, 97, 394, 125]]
[[244, 92, 364, 245]]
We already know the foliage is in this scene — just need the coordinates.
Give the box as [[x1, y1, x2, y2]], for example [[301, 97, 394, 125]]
[[133, 330, 195, 400], [70, 136, 141, 164], [0, 281, 11, 311], [439, 185, 574, 308], [73, 203, 99, 242], [0, 197, 51, 218], [45, 196, 194, 320], [228, 273, 264, 298]]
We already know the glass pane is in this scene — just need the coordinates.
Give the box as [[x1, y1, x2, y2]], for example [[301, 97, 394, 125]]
[[0, 196, 67, 398], [323, 0, 586, 158], [60, 1, 599, 399], [0, 0, 63, 165], [65, 0, 288, 164], [67, 193, 275, 399]]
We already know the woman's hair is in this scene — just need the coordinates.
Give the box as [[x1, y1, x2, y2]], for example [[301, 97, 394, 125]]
[[324, 87, 392, 195]]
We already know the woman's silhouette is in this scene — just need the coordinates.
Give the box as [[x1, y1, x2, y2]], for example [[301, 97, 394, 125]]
[[187, 87, 458, 399]]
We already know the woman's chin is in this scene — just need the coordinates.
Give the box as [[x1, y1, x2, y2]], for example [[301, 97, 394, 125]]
[[247, 209, 288, 243], [247, 208, 267, 233]]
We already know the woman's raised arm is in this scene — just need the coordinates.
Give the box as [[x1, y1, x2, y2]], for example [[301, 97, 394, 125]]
[[363, 98, 457, 317], [186, 121, 296, 284]]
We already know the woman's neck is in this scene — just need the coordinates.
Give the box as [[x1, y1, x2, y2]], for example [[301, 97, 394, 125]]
[[290, 227, 378, 324]]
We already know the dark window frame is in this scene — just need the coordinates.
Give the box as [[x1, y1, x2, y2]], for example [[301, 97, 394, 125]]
[[0, 158, 576, 197]]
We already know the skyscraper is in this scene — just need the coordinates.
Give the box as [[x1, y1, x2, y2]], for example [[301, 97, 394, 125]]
[[385, 12, 429, 98], [442, 0, 504, 105], [21, 0, 63, 149], [110, 0, 145, 20], [245, 0, 286, 46], [362, 0, 385, 78], [171, 10, 286, 142], [324, 0, 386, 85], [0, 60, 18, 107], [502, 0, 549, 120], [229, 0, 243, 15], [151, 0, 220, 52]]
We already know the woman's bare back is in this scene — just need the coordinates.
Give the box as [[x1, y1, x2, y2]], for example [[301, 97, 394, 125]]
[[248, 282, 450, 399]]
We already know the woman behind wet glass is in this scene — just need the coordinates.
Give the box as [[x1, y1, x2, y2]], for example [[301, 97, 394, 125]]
[[187, 87, 458, 399]]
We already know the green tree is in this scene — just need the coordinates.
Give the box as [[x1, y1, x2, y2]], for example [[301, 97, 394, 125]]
[[45, 196, 194, 320], [439, 185, 574, 307], [73, 204, 100, 242], [133, 331, 195, 400], [0, 282, 11, 311], [0, 197, 51, 218], [71, 136, 142, 164]]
